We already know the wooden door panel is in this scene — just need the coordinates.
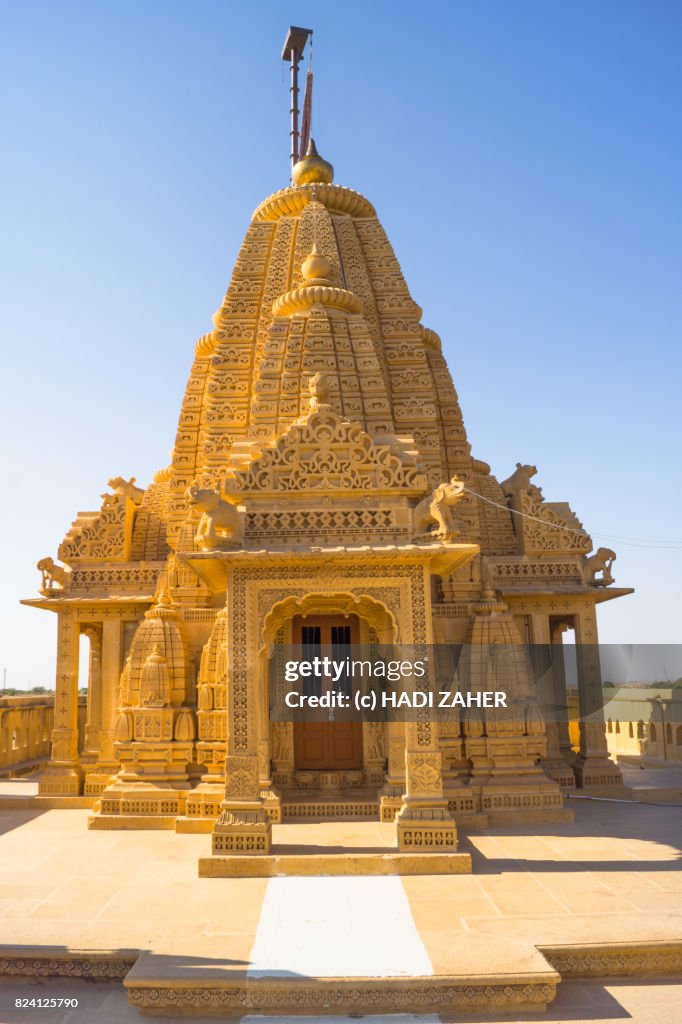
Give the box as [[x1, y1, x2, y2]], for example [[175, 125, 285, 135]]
[[292, 615, 364, 772]]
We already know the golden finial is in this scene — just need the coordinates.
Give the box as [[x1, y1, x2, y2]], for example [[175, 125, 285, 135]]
[[301, 243, 332, 282], [292, 138, 334, 186]]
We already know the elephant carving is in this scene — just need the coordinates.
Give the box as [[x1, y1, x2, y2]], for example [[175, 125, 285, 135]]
[[413, 476, 465, 541]]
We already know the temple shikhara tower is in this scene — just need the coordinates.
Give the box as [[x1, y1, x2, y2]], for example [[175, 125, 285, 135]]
[[25, 46, 631, 863]]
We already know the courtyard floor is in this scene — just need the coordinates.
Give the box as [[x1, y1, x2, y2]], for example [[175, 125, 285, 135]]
[[0, 779, 680, 1022]]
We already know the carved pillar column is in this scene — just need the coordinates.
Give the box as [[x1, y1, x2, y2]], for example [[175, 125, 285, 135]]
[[82, 625, 102, 757], [99, 618, 122, 767], [530, 613, 550, 646], [573, 604, 623, 788], [39, 611, 83, 795], [83, 618, 122, 793], [531, 613, 575, 789], [396, 718, 457, 851], [257, 643, 281, 823], [379, 720, 405, 820], [395, 566, 458, 852], [211, 571, 271, 855], [549, 619, 575, 763]]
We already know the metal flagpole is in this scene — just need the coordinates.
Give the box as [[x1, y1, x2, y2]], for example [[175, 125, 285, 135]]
[[281, 26, 313, 175]]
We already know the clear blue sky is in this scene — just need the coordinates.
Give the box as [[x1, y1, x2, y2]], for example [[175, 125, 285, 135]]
[[1, 0, 681, 689]]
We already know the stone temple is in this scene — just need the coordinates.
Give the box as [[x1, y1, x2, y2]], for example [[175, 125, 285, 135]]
[[25, 137, 631, 864]]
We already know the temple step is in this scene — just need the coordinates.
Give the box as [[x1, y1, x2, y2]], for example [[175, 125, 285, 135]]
[[124, 943, 555, 1016], [281, 788, 379, 820]]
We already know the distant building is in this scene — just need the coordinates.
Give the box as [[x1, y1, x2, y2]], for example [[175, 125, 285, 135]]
[[603, 688, 682, 763]]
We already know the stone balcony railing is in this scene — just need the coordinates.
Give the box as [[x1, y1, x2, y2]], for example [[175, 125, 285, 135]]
[[0, 695, 55, 773]]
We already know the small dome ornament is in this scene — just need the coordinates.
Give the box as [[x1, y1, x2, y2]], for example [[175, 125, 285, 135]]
[[301, 244, 332, 282], [292, 138, 334, 186]]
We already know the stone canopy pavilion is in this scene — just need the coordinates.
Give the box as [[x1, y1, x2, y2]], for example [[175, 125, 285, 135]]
[[24, 134, 632, 863]]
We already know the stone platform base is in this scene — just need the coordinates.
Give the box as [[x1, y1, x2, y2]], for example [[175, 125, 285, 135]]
[[174, 816, 214, 834], [486, 807, 575, 825], [2, 940, 681, 1019], [0, 794, 96, 811], [198, 850, 472, 877], [125, 964, 556, 1017], [122, 940, 682, 1017], [88, 814, 178, 830]]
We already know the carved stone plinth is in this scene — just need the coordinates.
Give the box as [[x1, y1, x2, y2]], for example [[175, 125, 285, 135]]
[[573, 755, 623, 788], [38, 765, 83, 796], [83, 770, 119, 796], [184, 783, 224, 820], [115, 741, 194, 783], [211, 804, 272, 855], [479, 775, 566, 817], [260, 787, 282, 824], [395, 801, 458, 851], [379, 793, 403, 822], [540, 759, 576, 790], [195, 741, 227, 784]]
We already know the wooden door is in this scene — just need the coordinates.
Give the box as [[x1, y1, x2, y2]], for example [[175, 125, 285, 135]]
[[293, 615, 364, 771]]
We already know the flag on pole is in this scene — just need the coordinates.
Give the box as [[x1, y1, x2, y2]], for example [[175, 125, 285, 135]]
[[299, 69, 313, 160]]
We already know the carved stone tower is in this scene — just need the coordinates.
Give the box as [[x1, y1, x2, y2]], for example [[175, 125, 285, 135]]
[[25, 134, 628, 858]]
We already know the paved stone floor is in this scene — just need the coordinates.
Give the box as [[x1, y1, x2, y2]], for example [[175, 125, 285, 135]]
[[0, 788, 681, 1021]]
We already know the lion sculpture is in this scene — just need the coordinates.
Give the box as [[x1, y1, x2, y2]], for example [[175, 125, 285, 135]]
[[107, 476, 145, 504], [500, 463, 538, 496], [413, 476, 465, 541], [186, 485, 243, 550], [37, 557, 68, 593], [584, 547, 616, 587]]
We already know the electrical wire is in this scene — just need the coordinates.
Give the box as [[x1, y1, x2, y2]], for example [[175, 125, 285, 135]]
[[464, 487, 682, 551]]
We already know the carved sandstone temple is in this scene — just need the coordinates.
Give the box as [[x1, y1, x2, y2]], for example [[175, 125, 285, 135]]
[[24, 139, 631, 859]]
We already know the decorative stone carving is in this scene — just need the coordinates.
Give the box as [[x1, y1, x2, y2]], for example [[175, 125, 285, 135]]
[[224, 408, 428, 496], [517, 486, 592, 555], [408, 753, 441, 794], [186, 485, 243, 550], [58, 487, 131, 563], [271, 722, 291, 762], [114, 710, 133, 742], [308, 371, 330, 411], [174, 708, 196, 742], [584, 547, 616, 587], [37, 557, 68, 594], [500, 463, 537, 495], [107, 476, 145, 504], [413, 476, 465, 541], [365, 722, 386, 761]]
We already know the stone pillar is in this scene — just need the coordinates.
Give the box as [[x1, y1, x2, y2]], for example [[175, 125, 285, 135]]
[[99, 618, 122, 767], [379, 719, 405, 821], [396, 718, 458, 851], [395, 638, 458, 851], [549, 619, 575, 763], [531, 613, 576, 789], [573, 605, 623, 788], [82, 625, 102, 756], [83, 619, 121, 795], [394, 567, 459, 850], [39, 611, 83, 795], [211, 579, 271, 855]]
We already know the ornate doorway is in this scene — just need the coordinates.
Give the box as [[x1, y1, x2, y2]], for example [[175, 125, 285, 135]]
[[292, 615, 364, 770]]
